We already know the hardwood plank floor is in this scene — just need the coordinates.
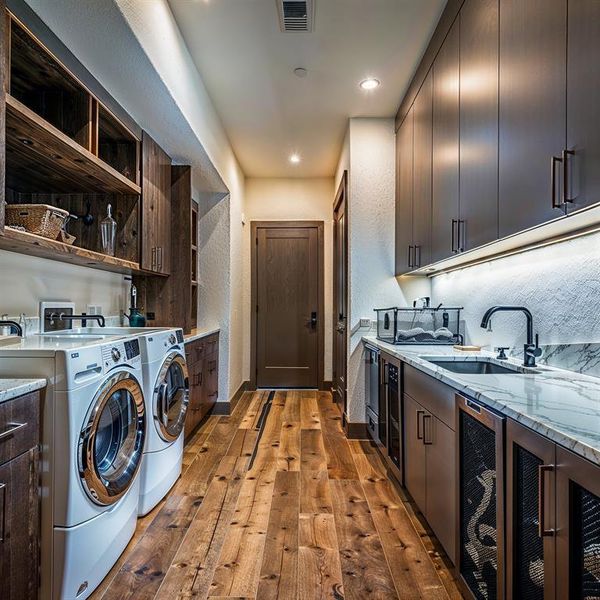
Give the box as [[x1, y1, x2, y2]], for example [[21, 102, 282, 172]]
[[91, 390, 461, 600]]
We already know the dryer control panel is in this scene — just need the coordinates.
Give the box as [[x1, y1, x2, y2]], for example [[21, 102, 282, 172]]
[[102, 339, 141, 371]]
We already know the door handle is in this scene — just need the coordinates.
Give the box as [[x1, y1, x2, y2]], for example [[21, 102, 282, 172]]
[[551, 155, 563, 210], [310, 312, 317, 328], [451, 219, 458, 253], [538, 464, 555, 537], [423, 413, 433, 445], [562, 149, 575, 205], [416, 409, 424, 440]]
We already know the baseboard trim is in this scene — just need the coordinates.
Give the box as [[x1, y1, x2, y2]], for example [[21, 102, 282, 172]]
[[343, 415, 369, 440], [211, 380, 251, 416]]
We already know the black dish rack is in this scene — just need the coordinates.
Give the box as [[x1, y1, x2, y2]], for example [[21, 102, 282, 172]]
[[374, 305, 463, 345]]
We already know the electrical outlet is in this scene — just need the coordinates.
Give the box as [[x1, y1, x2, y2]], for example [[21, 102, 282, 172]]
[[86, 304, 102, 316], [359, 318, 371, 328]]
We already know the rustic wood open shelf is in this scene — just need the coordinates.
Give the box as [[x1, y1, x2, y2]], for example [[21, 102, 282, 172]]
[[0, 227, 141, 275], [5, 95, 142, 195]]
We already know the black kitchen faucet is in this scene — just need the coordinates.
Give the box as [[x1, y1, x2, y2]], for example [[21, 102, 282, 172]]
[[480, 306, 542, 367]]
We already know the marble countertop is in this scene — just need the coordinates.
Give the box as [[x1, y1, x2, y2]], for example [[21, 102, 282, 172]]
[[0, 378, 46, 404], [363, 335, 600, 467], [184, 327, 220, 344]]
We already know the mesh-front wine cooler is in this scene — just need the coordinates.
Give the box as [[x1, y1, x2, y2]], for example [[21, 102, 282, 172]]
[[457, 394, 505, 600], [556, 445, 600, 599], [506, 419, 556, 600]]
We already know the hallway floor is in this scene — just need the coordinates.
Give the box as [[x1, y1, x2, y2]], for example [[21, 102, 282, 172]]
[[91, 390, 462, 599]]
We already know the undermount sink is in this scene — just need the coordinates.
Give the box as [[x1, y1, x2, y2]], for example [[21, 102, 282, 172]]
[[421, 356, 539, 375]]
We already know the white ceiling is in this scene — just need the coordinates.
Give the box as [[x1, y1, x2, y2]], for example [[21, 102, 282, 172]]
[[167, 0, 445, 178]]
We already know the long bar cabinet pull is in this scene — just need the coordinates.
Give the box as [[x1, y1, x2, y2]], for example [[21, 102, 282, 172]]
[[451, 219, 457, 253], [551, 155, 563, 209], [538, 464, 555, 537], [422, 413, 433, 445], [416, 410, 425, 440], [415, 244, 421, 268], [407, 245, 414, 268], [562, 149, 575, 205]]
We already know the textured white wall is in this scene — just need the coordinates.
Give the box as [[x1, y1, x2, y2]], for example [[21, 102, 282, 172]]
[[332, 118, 431, 423], [431, 231, 600, 351], [242, 178, 335, 382], [0, 250, 127, 317]]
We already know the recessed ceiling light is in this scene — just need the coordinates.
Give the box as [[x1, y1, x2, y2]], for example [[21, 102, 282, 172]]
[[360, 78, 380, 91], [289, 153, 301, 164], [294, 67, 308, 78]]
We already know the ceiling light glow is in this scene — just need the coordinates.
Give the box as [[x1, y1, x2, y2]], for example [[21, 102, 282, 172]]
[[289, 153, 301, 164], [360, 78, 380, 90]]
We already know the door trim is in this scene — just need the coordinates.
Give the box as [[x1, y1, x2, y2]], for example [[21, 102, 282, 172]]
[[250, 220, 325, 390], [333, 171, 348, 417]]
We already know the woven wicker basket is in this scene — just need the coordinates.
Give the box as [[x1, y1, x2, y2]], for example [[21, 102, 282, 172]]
[[6, 204, 70, 240]]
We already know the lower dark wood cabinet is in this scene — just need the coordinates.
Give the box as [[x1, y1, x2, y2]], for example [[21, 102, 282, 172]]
[[403, 387, 456, 563], [0, 391, 41, 600], [184, 333, 219, 439]]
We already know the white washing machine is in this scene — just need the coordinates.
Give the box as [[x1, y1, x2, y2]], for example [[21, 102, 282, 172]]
[[0, 334, 147, 599], [137, 328, 189, 516]]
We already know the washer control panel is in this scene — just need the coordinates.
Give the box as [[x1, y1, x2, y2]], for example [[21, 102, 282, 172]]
[[102, 339, 141, 370]]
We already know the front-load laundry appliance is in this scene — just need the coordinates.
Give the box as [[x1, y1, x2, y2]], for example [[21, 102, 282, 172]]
[[0, 335, 146, 599], [137, 328, 189, 516]]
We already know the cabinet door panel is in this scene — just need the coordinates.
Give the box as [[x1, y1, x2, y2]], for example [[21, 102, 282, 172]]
[[0, 449, 39, 600], [425, 415, 456, 564], [141, 132, 172, 274], [432, 18, 460, 263], [566, 0, 600, 212], [459, 0, 498, 250], [506, 419, 556, 600], [412, 70, 432, 268], [403, 393, 426, 511], [498, 0, 566, 237], [395, 109, 414, 275]]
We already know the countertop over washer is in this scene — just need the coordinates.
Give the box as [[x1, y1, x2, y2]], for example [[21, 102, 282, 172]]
[[0, 378, 46, 403]]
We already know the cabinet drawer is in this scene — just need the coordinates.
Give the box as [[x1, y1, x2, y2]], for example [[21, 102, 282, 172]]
[[0, 392, 40, 466], [185, 339, 206, 366], [403, 364, 455, 430]]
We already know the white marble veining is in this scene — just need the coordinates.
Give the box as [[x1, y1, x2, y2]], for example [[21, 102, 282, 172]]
[[0, 378, 46, 404], [363, 336, 600, 467], [184, 327, 220, 345]]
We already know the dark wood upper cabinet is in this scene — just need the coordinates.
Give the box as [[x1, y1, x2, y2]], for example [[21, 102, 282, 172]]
[[459, 0, 498, 251], [431, 18, 460, 263], [395, 107, 413, 276], [565, 0, 600, 213], [141, 132, 171, 275], [498, 0, 567, 237], [412, 70, 433, 268]]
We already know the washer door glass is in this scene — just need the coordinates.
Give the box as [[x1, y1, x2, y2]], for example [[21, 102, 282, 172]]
[[79, 372, 145, 506], [154, 353, 189, 442]]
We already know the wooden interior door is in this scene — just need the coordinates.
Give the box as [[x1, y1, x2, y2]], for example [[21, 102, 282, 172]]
[[254, 222, 322, 388], [333, 174, 348, 414]]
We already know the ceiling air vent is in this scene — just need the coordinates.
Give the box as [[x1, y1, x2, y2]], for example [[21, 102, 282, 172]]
[[278, 0, 314, 32]]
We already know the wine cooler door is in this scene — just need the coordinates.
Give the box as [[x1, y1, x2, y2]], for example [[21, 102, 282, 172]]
[[456, 394, 505, 600], [506, 419, 556, 600], [556, 446, 600, 600]]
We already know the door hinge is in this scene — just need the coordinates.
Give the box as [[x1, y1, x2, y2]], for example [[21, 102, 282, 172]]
[[256, 304, 259, 313], [255, 237, 258, 245]]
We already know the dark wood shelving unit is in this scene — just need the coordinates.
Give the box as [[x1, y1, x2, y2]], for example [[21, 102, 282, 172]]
[[6, 95, 141, 194]]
